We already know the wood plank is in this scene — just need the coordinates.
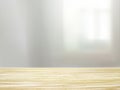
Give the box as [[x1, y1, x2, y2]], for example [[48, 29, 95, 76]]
[[0, 68, 119, 90]]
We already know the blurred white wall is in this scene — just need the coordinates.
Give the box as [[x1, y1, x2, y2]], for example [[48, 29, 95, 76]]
[[0, 0, 63, 67], [112, 0, 120, 66], [27, 0, 63, 66], [0, 0, 120, 67], [0, 0, 29, 66]]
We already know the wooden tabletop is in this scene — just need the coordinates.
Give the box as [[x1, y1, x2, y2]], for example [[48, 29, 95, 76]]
[[0, 68, 120, 90]]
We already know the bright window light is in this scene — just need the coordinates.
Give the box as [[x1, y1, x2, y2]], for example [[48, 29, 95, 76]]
[[63, 0, 111, 52]]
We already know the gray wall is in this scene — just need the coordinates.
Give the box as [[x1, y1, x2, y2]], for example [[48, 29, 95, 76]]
[[112, 0, 120, 66], [0, 0, 29, 67], [27, 0, 63, 67]]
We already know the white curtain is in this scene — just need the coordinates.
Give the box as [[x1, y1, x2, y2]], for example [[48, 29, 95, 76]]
[[0, 0, 119, 67]]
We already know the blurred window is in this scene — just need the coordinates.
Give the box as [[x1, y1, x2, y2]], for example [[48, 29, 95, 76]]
[[63, 0, 111, 53]]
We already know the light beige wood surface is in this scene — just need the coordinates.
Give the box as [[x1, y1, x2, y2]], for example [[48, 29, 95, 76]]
[[0, 68, 120, 90]]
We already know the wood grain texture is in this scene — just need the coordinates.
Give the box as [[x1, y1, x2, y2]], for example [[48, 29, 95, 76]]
[[0, 68, 120, 90]]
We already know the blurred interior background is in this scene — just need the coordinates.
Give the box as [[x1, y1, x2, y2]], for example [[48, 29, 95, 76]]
[[0, 0, 120, 67]]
